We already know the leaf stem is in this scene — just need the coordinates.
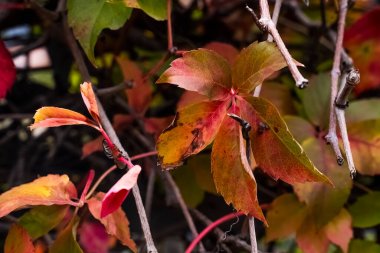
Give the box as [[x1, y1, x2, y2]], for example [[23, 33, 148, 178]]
[[130, 151, 158, 161], [86, 165, 117, 200], [167, 0, 173, 51]]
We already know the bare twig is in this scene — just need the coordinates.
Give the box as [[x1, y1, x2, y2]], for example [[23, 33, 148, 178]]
[[62, 9, 158, 253], [246, 0, 308, 88], [144, 167, 156, 219], [254, 0, 283, 96], [163, 171, 206, 252], [325, 0, 349, 167], [97, 81, 133, 96], [335, 69, 360, 178], [249, 218, 258, 253]]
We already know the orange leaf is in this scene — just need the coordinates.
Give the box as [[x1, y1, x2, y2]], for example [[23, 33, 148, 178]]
[[157, 100, 229, 168], [80, 82, 101, 124], [116, 56, 152, 114], [87, 193, 137, 252], [4, 224, 35, 253], [0, 175, 78, 218], [211, 110, 265, 223], [30, 107, 98, 130], [82, 136, 103, 159]]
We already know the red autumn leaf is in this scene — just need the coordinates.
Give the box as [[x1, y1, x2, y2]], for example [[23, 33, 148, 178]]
[[239, 96, 329, 184], [100, 165, 141, 218], [113, 114, 134, 130], [0, 175, 78, 218], [211, 109, 265, 223], [344, 7, 380, 94], [0, 40, 16, 99], [81, 136, 103, 158], [30, 107, 98, 130], [117, 56, 153, 114], [80, 82, 101, 124], [144, 117, 174, 139], [78, 221, 110, 253], [157, 100, 229, 167], [157, 49, 231, 100], [324, 209, 353, 253], [49, 216, 83, 253], [87, 193, 137, 252], [203, 41, 239, 65]]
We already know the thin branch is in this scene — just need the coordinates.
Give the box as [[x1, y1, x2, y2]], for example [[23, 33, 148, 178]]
[[131, 151, 158, 161], [97, 81, 133, 96], [163, 171, 206, 252], [62, 9, 157, 252], [325, 0, 349, 167], [246, 0, 308, 88], [144, 167, 156, 219], [167, 0, 174, 51], [249, 218, 258, 253]]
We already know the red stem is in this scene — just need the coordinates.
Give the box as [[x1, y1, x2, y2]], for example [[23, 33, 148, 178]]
[[185, 212, 245, 253], [0, 3, 28, 9], [130, 151, 158, 161]]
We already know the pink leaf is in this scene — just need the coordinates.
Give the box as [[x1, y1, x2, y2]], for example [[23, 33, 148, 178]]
[[79, 170, 95, 203], [0, 40, 16, 99], [78, 221, 109, 253], [100, 165, 141, 218]]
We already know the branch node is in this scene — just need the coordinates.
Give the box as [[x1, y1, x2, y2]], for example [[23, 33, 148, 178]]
[[335, 68, 360, 109]]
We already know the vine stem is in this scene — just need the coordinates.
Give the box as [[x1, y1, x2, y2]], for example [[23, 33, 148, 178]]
[[247, 0, 308, 88], [325, 0, 349, 167], [62, 8, 158, 252], [86, 165, 117, 199], [185, 212, 245, 253], [130, 151, 158, 161]]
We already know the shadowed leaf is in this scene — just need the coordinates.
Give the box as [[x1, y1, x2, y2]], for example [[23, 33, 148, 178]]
[[232, 41, 287, 94], [78, 221, 109, 253], [4, 224, 35, 253], [82, 136, 103, 159], [240, 96, 328, 184], [87, 193, 137, 252], [0, 175, 77, 218], [266, 194, 307, 241], [348, 191, 380, 228], [157, 100, 229, 167], [296, 214, 329, 253], [349, 240, 380, 253], [19, 205, 69, 240], [324, 208, 353, 253], [203, 42, 239, 65], [211, 110, 265, 223], [157, 49, 231, 100], [117, 56, 152, 114], [49, 217, 83, 253]]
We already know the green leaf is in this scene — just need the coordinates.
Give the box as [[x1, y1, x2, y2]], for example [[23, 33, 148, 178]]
[[239, 96, 329, 184], [211, 109, 265, 223], [157, 100, 229, 167], [349, 240, 380, 253], [4, 224, 35, 253], [232, 41, 287, 94], [348, 191, 380, 228], [67, 0, 132, 64], [266, 194, 307, 242], [346, 99, 380, 123], [294, 138, 352, 227], [49, 217, 83, 253], [156, 49, 231, 100], [137, 0, 167, 20], [284, 116, 316, 144], [297, 73, 331, 129], [19, 205, 68, 240]]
